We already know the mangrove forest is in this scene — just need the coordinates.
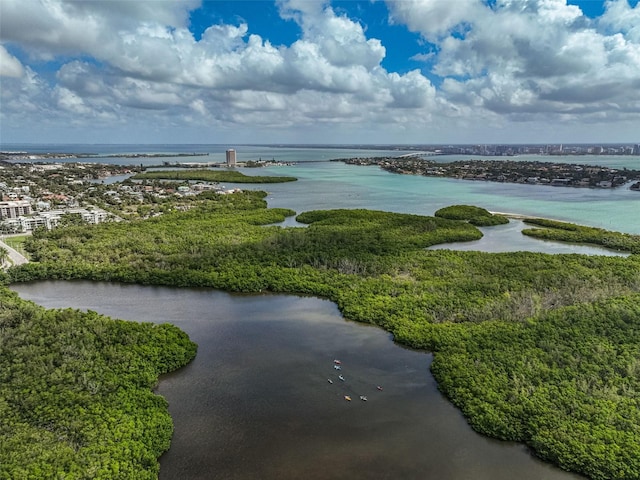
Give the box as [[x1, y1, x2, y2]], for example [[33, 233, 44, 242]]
[[2, 190, 640, 479]]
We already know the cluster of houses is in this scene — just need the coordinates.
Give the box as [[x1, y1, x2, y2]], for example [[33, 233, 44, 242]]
[[0, 162, 127, 233], [106, 181, 240, 204], [0, 175, 241, 233], [340, 157, 639, 190], [386, 143, 640, 156], [0, 199, 110, 233]]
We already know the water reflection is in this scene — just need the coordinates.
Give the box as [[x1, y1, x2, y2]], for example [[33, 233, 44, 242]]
[[11, 281, 583, 480]]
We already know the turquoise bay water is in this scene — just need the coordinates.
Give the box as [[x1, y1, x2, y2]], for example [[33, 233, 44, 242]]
[[8, 145, 634, 478], [242, 160, 640, 235], [4, 144, 638, 233]]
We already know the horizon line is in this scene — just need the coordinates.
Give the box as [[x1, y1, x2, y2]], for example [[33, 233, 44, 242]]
[[1, 142, 639, 147]]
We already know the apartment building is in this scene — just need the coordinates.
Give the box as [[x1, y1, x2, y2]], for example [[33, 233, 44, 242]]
[[226, 149, 237, 167], [0, 200, 32, 219]]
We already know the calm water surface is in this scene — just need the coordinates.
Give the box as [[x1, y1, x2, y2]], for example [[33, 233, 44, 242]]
[[5, 143, 638, 232], [6, 144, 633, 479], [239, 161, 640, 234], [11, 281, 584, 480], [427, 219, 629, 256]]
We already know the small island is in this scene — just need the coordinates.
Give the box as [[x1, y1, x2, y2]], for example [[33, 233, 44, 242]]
[[2, 158, 640, 480], [336, 156, 640, 189], [4, 191, 640, 479]]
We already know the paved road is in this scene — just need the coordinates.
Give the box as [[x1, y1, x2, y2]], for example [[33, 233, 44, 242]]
[[0, 238, 29, 268]]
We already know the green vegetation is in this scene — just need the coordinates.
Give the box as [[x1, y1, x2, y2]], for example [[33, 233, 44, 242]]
[[0, 235, 30, 264], [341, 157, 639, 188], [0, 288, 197, 479], [429, 295, 640, 480], [522, 218, 640, 254], [2, 235, 30, 252], [5, 191, 640, 480], [435, 205, 509, 226], [132, 169, 297, 183]]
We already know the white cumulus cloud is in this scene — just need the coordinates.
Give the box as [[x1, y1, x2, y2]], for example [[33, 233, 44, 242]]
[[1, 0, 638, 143], [387, 0, 640, 125], [0, 44, 24, 77], [0, 0, 440, 141]]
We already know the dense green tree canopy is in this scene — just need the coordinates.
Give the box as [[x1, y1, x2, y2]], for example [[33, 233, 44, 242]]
[[434, 204, 509, 226], [0, 289, 197, 479], [5, 190, 640, 479], [522, 218, 640, 254]]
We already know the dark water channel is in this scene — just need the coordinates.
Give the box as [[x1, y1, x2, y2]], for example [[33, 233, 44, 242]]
[[11, 281, 583, 480]]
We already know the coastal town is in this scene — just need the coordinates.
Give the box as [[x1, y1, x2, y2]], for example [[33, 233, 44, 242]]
[[337, 156, 640, 190], [377, 143, 640, 157], [278, 142, 640, 157], [3, 150, 640, 238], [0, 160, 242, 236]]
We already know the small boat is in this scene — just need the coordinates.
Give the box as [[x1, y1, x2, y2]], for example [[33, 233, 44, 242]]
[[359, 395, 367, 401], [344, 395, 352, 401], [333, 359, 341, 365], [327, 379, 333, 384], [333, 365, 341, 370], [338, 374, 345, 381], [376, 386, 383, 391]]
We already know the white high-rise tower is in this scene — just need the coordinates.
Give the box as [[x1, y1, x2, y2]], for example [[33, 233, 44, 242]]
[[226, 149, 236, 167]]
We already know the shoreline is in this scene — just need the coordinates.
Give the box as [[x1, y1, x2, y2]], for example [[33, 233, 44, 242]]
[[490, 211, 547, 221], [339, 156, 640, 190]]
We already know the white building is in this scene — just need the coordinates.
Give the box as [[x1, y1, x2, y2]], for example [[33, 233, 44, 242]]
[[0, 200, 32, 219], [0, 207, 111, 232], [226, 149, 237, 167]]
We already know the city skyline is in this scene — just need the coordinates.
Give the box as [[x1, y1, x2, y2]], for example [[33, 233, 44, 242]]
[[1, 0, 639, 145]]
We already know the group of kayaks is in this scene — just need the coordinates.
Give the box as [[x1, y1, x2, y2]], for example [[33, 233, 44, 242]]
[[327, 359, 383, 402]]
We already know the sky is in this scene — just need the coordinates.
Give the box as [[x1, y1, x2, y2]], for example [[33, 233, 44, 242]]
[[0, 0, 639, 145]]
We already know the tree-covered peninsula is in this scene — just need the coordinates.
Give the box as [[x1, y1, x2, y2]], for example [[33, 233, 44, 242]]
[[522, 218, 640, 254], [5, 191, 640, 480], [337, 156, 640, 189], [434, 204, 510, 226], [0, 289, 197, 479]]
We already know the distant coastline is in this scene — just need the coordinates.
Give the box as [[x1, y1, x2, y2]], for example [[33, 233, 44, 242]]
[[337, 156, 640, 190], [247, 142, 640, 157], [0, 151, 209, 161]]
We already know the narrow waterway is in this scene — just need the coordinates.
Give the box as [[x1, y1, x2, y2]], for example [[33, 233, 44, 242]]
[[12, 281, 584, 480]]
